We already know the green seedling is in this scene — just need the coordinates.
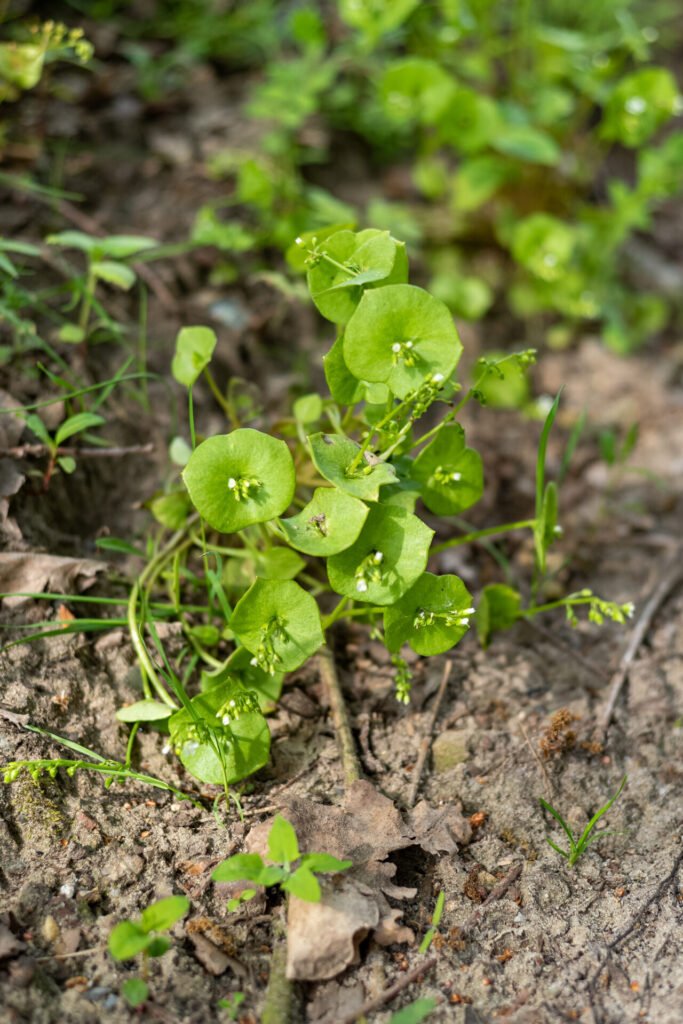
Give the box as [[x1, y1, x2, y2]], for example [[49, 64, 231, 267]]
[[45, 230, 157, 346], [217, 992, 245, 1018], [418, 890, 445, 954], [540, 776, 629, 867], [211, 813, 351, 906], [18, 409, 106, 484], [108, 895, 190, 1007]]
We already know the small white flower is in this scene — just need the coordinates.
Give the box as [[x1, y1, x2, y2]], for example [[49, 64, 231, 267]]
[[295, 236, 304, 246], [625, 96, 646, 115], [462, 607, 475, 615], [373, 550, 384, 563], [222, 715, 230, 725], [250, 657, 259, 667], [553, 525, 563, 537], [356, 579, 368, 593], [405, 340, 413, 349], [161, 743, 171, 755], [623, 602, 635, 618], [392, 342, 402, 353], [229, 700, 236, 707], [228, 477, 237, 489], [458, 617, 470, 628], [432, 373, 444, 383], [451, 472, 461, 482]]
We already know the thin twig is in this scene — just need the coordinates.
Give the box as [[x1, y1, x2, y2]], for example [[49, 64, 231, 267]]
[[598, 552, 683, 737], [317, 956, 438, 1024], [318, 645, 361, 789], [407, 660, 453, 808], [460, 863, 523, 939], [260, 912, 295, 1024], [518, 719, 553, 797], [34, 946, 103, 962], [0, 443, 154, 459]]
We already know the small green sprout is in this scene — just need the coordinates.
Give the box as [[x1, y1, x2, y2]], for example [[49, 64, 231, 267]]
[[540, 776, 629, 867], [418, 889, 445, 954], [108, 895, 190, 1007], [211, 813, 351, 906], [218, 992, 245, 1019]]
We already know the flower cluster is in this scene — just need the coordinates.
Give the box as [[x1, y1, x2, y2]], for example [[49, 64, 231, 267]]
[[355, 550, 385, 593], [227, 474, 261, 501]]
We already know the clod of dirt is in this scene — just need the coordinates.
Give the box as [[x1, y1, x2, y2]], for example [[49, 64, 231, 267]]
[[407, 799, 472, 853], [431, 728, 472, 771]]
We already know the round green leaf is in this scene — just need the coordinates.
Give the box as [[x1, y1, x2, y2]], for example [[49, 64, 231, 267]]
[[183, 429, 295, 532], [108, 921, 150, 961], [230, 579, 324, 673], [282, 866, 320, 903], [293, 392, 323, 424], [383, 572, 473, 655], [256, 546, 306, 580], [140, 896, 190, 934], [327, 503, 433, 605], [279, 487, 369, 555], [168, 680, 271, 785], [171, 326, 217, 388], [308, 229, 398, 323], [324, 334, 390, 407], [602, 68, 681, 148], [267, 814, 300, 863], [412, 424, 483, 516], [309, 433, 397, 501], [91, 260, 136, 290], [493, 125, 560, 165], [122, 978, 148, 1007], [115, 700, 173, 723], [510, 214, 575, 282], [211, 852, 266, 883], [146, 936, 171, 958], [474, 584, 521, 648], [343, 285, 462, 399]]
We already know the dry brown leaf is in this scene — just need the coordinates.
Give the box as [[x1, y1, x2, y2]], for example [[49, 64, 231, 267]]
[[373, 907, 415, 947], [286, 877, 379, 981], [408, 799, 472, 854], [0, 553, 105, 607]]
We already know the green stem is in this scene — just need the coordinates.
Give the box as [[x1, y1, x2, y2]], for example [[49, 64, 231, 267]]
[[322, 596, 350, 631], [127, 518, 198, 708], [77, 265, 96, 336], [203, 366, 236, 425], [432, 519, 536, 554], [125, 722, 139, 768], [518, 595, 594, 618]]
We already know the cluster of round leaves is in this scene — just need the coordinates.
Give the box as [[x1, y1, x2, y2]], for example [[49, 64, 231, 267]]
[[175, 228, 489, 782]]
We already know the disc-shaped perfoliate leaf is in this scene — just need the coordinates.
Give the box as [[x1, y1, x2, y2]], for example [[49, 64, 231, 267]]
[[344, 284, 462, 399], [115, 699, 172, 723], [308, 229, 398, 323], [225, 645, 284, 709], [324, 335, 390, 406], [168, 681, 270, 785], [383, 572, 473, 655], [474, 584, 521, 648], [279, 487, 369, 556], [230, 579, 324, 673], [183, 429, 295, 532], [172, 326, 217, 388], [412, 424, 483, 515], [328, 503, 433, 605], [309, 433, 397, 501]]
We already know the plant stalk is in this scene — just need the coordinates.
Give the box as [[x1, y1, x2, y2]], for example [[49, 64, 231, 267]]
[[318, 644, 361, 788]]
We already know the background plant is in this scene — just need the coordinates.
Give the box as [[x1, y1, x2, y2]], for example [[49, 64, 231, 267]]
[[108, 894, 190, 1007]]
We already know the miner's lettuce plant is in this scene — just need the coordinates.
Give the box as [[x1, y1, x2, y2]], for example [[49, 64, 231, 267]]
[[118, 226, 632, 791], [1, 226, 633, 807]]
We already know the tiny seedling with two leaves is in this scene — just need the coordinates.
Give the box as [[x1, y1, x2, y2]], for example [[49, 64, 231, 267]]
[[540, 776, 629, 868], [108, 894, 190, 1007], [211, 813, 351, 907]]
